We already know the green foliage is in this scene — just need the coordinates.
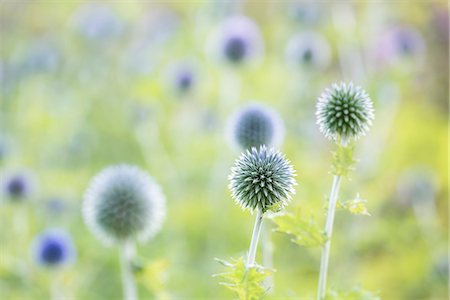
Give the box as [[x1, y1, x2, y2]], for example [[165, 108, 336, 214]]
[[135, 259, 170, 299], [338, 194, 371, 216], [271, 211, 327, 247], [214, 257, 273, 300], [331, 144, 358, 177], [326, 286, 380, 300]]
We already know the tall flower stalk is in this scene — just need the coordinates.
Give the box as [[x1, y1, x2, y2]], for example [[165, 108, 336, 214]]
[[83, 165, 166, 300], [229, 146, 296, 269], [315, 83, 374, 299]]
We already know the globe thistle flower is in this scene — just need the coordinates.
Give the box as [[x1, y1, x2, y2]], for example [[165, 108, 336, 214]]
[[285, 31, 331, 70], [209, 15, 264, 65], [2, 172, 34, 202], [229, 146, 296, 213], [316, 82, 374, 142], [32, 229, 76, 268], [83, 165, 166, 245], [227, 103, 284, 150]]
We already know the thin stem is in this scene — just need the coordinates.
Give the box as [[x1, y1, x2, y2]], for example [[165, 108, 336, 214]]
[[317, 175, 342, 300], [120, 240, 138, 300], [246, 208, 264, 268], [317, 139, 348, 300]]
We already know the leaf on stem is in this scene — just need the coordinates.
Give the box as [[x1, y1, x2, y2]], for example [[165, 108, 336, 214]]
[[213, 257, 273, 300], [331, 144, 358, 177], [338, 194, 371, 216], [271, 211, 327, 247]]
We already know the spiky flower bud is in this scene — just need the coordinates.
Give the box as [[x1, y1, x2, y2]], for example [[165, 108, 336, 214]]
[[32, 229, 76, 268], [316, 82, 374, 141], [229, 146, 296, 213], [83, 165, 166, 245], [227, 103, 284, 150]]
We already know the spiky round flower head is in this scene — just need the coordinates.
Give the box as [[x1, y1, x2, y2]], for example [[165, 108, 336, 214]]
[[32, 229, 76, 268], [316, 82, 374, 141], [227, 103, 284, 151], [285, 31, 331, 70], [209, 15, 263, 65], [83, 165, 166, 245], [229, 146, 296, 213]]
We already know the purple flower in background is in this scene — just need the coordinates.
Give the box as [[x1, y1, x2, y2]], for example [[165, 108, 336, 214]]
[[2, 172, 34, 201], [374, 26, 425, 66], [227, 103, 285, 150], [32, 229, 76, 268], [72, 3, 122, 41], [210, 15, 264, 65], [285, 31, 331, 70], [166, 61, 197, 94]]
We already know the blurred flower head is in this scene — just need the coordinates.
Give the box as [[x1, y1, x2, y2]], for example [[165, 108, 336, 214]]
[[72, 3, 122, 41], [165, 61, 198, 95], [209, 15, 264, 66], [83, 164, 166, 245], [227, 103, 284, 150], [2, 171, 34, 202], [316, 82, 374, 142], [32, 229, 76, 268], [374, 26, 426, 66], [285, 31, 331, 70], [229, 146, 296, 213], [20, 40, 60, 74]]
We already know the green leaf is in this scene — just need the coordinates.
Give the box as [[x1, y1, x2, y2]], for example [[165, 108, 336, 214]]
[[331, 144, 358, 177], [135, 259, 170, 299], [271, 211, 327, 247], [338, 194, 371, 216], [213, 257, 273, 300], [326, 285, 380, 300]]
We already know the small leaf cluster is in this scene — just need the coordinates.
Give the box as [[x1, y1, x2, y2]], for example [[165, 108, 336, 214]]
[[338, 194, 371, 216], [214, 257, 273, 300], [331, 144, 358, 177], [271, 211, 327, 247]]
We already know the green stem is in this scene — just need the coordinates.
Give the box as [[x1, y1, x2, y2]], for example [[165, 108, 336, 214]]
[[120, 240, 138, 300], [246, 208, 264, 268], [317, 138, 347, 300], [317, 175, 342, 300]]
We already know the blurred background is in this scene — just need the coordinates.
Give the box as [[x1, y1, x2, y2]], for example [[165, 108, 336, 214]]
[[0, 0, 448, 299]]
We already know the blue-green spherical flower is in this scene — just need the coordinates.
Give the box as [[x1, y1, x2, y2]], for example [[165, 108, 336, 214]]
[[316, 82, 374, 141], [229, 146, 296, 213], [32, 229, 76, 268], [285, 31, 331, 69], [83, 165, 166, 245], [227, 103, 284, 151]]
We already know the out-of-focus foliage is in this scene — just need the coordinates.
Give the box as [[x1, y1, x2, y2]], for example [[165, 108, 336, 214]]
[[271, 211, 326, 247], [0, 0, 448, 299], [326, 285, 381, 300]]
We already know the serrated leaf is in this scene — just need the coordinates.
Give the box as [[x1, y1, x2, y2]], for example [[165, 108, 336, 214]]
[[338, 194, 371, 216], [213, 257, 273, 300], [331, 144, 358, 177], [326, 285, 380, 300], [271, 212, 327, 247]]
